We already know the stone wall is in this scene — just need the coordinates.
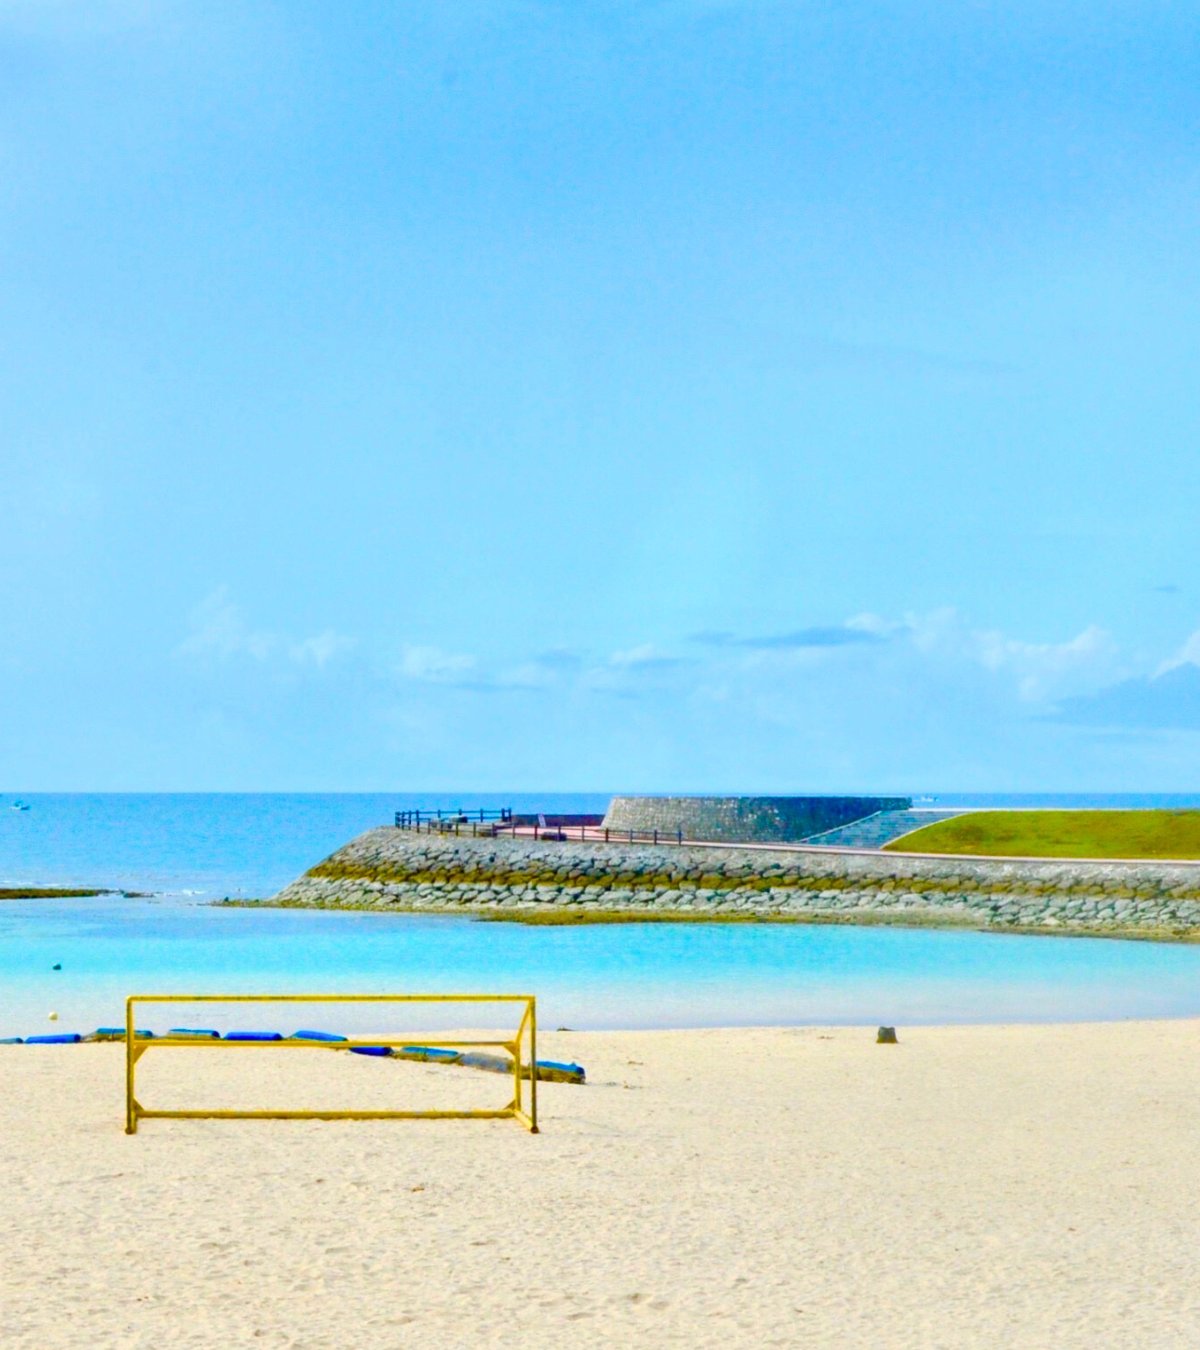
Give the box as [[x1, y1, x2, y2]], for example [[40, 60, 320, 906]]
[[267, 827, 1200, 938], [601, 795, 912, 844]]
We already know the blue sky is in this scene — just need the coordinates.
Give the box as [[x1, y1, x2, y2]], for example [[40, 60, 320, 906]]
[[2, 0, 1199, 791]]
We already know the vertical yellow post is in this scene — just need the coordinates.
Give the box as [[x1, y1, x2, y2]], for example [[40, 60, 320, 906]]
[[528, 997, 538, 1134], [513, 999, 531, 1120], [511, 1033, 522, 1118], [124, 996, 136, 1135]]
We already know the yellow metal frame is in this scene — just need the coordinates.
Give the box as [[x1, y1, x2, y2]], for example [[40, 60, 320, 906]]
[[124, 993, 538, 1135]]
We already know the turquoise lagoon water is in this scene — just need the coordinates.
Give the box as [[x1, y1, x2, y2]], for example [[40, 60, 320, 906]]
[[4, 792, 1200, 1034], [4, 894, 1200, 1036]]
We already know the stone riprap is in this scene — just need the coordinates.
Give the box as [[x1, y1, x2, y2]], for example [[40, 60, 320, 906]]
[[601, 795, 912, 844], [268, 827, 1200, 938]]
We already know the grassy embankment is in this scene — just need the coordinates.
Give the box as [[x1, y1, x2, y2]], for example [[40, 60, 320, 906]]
[[0, 887, 107, 899], [886, 810, 1200, 860]]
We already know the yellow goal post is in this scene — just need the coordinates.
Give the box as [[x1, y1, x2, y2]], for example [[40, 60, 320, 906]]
[[123, 993, 538, 1134]]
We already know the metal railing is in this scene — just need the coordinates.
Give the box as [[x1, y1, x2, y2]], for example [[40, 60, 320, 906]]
[[395, 807, 512, 834], [123, 993, 538, 1134], [393, 807, 687, 846], [391, 804, 507, 826]]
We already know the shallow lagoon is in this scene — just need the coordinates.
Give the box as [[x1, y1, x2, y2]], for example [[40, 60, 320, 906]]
[[4, 895, 1200, 1036]]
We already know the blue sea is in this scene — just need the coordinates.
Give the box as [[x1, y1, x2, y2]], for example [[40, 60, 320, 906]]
[[4, 791, 1200, 1035]]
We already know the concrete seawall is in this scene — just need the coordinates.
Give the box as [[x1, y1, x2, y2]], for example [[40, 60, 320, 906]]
[[601, 794, 911, 843], [267, 827, 1200, 939]]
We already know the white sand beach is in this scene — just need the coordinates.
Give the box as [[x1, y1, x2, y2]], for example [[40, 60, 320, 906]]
[[3, 1020, 1199, 1348]]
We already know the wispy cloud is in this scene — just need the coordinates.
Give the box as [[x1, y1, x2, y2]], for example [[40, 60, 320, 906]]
[[397, 644, 476, 683], [972, 623, 1113, 702], [691, 624, 884, 650], [177, 588, 276, 662], [177, 588, 354, 669], [483, 649, 585, 691], [534, 648, 583, 672], [1156, 628, 1200, 677], [1053, 663, 1200, 731], [686, 607, 1120, 709], [290, 630, 356, 668], [608, 644, 691, 671]]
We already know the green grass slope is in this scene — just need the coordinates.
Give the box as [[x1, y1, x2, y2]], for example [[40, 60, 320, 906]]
[[884, 810, 1200, 860]]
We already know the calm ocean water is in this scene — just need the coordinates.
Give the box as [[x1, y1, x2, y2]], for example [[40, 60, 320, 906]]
[[0, 792, 611, 897], [4, 792, 1200, 1033]]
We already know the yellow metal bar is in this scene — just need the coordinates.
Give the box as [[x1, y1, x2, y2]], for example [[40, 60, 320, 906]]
[[127, 993, 534, 1004], [138, 1109, 517, 1121], [140, 1038, 519, 1050], [511, 1024, 522, 1116], [514, 999, 532, 1120], [528, 997, 538, 1133], [124, 997, 136, 1135]]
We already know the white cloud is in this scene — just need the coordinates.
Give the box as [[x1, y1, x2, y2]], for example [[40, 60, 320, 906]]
[[971, 623, 1114, 701], [178, 588, 275, 662], [397, 645, 476, 683], [586, 645, 690, 690], [177, 588, 353, 670], [1156, 629, 1200, 677], [489, 662, 557, 690], [844, 612, 909, 639], [290, 630, 356, 668], [855, 608, 1115, 701], [609, 644, 664, 668]]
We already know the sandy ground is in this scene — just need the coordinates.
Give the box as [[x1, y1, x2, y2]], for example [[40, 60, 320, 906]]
[[2, 1021, 1199, 1348]]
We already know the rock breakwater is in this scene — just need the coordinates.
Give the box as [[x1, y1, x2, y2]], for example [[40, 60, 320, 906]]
[[267, 828, 1200, 939]]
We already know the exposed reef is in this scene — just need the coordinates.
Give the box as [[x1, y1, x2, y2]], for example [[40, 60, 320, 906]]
[[0, 887, 145, 900]]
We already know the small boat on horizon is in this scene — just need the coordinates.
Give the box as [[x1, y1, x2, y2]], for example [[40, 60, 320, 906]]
[[11, 800, 30, 811]]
